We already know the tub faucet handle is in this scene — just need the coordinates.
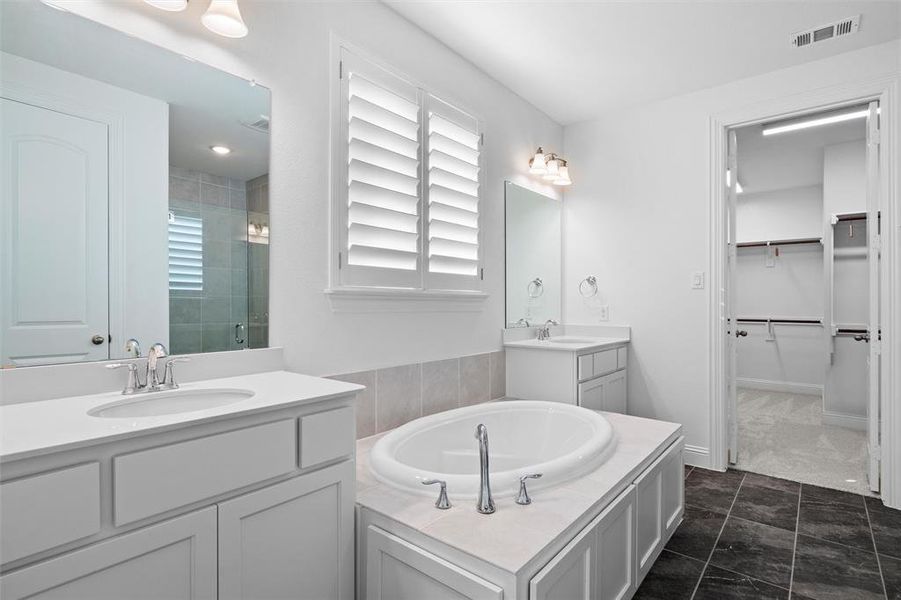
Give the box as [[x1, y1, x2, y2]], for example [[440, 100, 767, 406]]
[[516, 473, 543, 505], [422, 479, 452, 510]]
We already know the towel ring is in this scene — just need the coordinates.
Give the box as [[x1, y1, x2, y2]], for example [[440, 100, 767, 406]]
[[579, 276, 598, 298], [527, 277, 544, 298]]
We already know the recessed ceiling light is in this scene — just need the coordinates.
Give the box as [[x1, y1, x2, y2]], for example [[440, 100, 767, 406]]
[[210, 145, 231, 155]]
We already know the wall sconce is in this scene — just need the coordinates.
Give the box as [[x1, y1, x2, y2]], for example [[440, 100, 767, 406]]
[[143, 0, 249, 38], [528, 147, 572, 186]]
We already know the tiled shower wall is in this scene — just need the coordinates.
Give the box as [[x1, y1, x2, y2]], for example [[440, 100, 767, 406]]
[[246, 174, 269, 349], [329, 351, 506, 439], [168, 167, 249, 354]]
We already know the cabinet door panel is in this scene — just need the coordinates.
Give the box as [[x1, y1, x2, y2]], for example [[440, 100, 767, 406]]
[[529, 529, 595, 600], [218, 462, 355, 600], [634, 462, 663, 580], [603, 371, 627, 414], [661, 438, 686, 537], [592, 350, 617, 377], [367, 526, 502, 600], [596, 487, 636, 600], [578, 378, 605, 411], [0, 508, 216, 600]]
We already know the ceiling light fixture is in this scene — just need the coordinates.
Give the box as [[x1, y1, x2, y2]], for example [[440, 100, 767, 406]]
[[144, 0, 189, 11], [761, 107, 870, 136], [528, 147, 572, 186], [210, 145, 232, 155], [202, 0, 249, 38]]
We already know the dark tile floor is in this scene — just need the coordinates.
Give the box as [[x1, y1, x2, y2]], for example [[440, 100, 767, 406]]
[[634, 466, 901, 600]]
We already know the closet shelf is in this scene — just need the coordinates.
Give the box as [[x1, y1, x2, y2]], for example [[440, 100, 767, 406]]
[[735, 237, 822, 248], [832, 212, 867, 223]]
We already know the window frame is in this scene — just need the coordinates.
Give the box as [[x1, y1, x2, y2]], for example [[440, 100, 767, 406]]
[[328, 41, 486, 306]]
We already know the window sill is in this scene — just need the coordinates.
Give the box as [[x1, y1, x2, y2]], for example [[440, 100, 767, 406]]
[[324, 287, 488, 313]]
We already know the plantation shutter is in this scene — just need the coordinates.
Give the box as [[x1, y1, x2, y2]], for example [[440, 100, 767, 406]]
[[339, 49, 422, 288], [425, 95, 481, 290], [167, 212, 203, 291]]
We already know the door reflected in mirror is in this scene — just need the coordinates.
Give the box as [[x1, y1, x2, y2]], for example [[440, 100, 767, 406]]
[[504, 182, 562, 327], [0, 2, 270, 367]]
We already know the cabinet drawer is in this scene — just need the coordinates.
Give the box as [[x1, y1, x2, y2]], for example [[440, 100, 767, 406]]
[[0, 463, 101, 564], [593, 349, 618, 377], [578, 354, 594, 381], [299, 407, 354, 468], [617, 347, 628, 370], [113, 419, 296, 526]]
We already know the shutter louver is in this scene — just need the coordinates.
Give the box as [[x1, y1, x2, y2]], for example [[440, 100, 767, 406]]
[[168, 213, 203, 291], [345, 64, 421, 280], [427, 99, 481, 282]]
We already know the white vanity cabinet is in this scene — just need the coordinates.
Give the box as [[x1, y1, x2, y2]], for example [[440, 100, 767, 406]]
[[0, 396, 357, 600], [506, 341, 629, 413]]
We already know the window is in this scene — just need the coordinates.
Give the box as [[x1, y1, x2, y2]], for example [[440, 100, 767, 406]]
[[167, 211, 203, 291], [334, 47, 483, 294]]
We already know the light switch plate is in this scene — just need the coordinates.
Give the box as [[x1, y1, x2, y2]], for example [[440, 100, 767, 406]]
[[691, 271, 705, 289], [598, 305, 610, 321]]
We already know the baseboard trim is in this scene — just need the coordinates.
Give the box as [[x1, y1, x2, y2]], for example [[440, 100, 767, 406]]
[[822, 411, 868, 431], [736, 378, 824, 396], [684, 444, 712, 469]]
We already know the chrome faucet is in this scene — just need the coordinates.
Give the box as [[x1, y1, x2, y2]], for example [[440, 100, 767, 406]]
[[145, 343, 168, 391], [537, 319, 559, 341], [474, 424, 495, 514]]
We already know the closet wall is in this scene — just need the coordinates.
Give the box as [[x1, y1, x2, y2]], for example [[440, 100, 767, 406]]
[[735, 185, 825, 393]]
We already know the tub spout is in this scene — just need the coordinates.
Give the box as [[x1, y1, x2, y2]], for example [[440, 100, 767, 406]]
[[474, 424, 495, 514]]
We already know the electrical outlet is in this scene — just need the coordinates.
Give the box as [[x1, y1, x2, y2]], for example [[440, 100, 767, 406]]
[[598, 305, 610, 321]]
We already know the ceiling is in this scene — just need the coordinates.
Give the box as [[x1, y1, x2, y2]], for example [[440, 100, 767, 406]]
[[736, 112, 866, 195], [385, 1, 901, 125], [0, 1, 270, 181]]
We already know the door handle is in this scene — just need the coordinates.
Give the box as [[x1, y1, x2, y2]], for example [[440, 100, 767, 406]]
[[91, 334, 105, 345], [853, 333, 870, 342], [234, 322, 246, 345], [735, 330, 748, 338]]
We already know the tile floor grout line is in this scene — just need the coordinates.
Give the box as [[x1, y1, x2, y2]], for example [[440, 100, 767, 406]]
[[862, 497, 889, 599], [788, 483, 803, 596], [688, 471, 746, 600]]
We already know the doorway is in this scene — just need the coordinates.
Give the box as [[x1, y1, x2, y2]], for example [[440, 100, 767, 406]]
[[723, 103, 881, 495]]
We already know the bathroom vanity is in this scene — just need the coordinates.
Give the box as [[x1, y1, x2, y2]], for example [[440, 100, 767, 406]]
[[0, 370, 361, 600], [356, 407, 683, 600], [505, 329, 631, 412]]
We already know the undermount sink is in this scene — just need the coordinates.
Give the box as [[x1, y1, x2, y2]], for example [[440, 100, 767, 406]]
[[88, 388, 255, 419]]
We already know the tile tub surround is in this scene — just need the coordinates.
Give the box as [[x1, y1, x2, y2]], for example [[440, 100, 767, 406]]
[[356, 410, 682, 574], [635, 468, 900, 600], [328, 351, 505, 439]]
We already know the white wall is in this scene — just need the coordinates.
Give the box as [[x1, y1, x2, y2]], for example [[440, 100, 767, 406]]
[[562, 41, 900, 460], [56, 1, 563, 375], [736, 186, 822, 242]]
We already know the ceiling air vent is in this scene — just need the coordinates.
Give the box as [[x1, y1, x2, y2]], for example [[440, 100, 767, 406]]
[[241, 115, 270, 134], [791, 15, 860, 48]]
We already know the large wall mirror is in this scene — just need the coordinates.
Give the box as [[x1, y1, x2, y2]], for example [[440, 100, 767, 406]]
[[0, 2, 270, 367], [505, 181, 561, 327]]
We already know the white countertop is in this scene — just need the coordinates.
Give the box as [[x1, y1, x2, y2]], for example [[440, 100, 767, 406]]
[[503, 336, 630, 353], [356, 410, 681, 574], [0, 370, 363, 463]]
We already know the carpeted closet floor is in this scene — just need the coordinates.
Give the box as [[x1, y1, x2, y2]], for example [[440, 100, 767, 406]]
[[735, 388, 871, 496]]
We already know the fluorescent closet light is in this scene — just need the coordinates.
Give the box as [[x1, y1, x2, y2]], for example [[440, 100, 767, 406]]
[[144, 0, 189, 11], [210, 145, 231, 155], [762, 109, 869, 136], [202, 0, 249, 38]]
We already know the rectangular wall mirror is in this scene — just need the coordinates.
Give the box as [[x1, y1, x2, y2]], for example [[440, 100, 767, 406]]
[[0, 2, 271, 367], [504, 181, 561, 327]]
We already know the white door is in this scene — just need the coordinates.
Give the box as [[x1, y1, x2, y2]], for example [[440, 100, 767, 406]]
[[218, 462, 355, 600], [725, 129, 740, 464], [0, 98, 109, 366], [0, 508, 217, 600], [865, 100, 881, 492]]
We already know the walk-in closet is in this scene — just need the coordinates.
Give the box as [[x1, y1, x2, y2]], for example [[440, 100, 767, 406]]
[[730, 105, 879, 495]]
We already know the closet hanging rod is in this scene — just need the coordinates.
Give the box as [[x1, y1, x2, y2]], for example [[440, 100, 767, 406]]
[[735, 317, 822, 325], [735, 237, 822, 248], [835, 327, 868, 335]]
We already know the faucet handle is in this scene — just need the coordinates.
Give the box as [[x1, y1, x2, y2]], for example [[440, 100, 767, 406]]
[[516, 473, 543, 505], [162, 358, 191, 390], [106, 363, 143, 395], [422, 479, 452, 510]]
